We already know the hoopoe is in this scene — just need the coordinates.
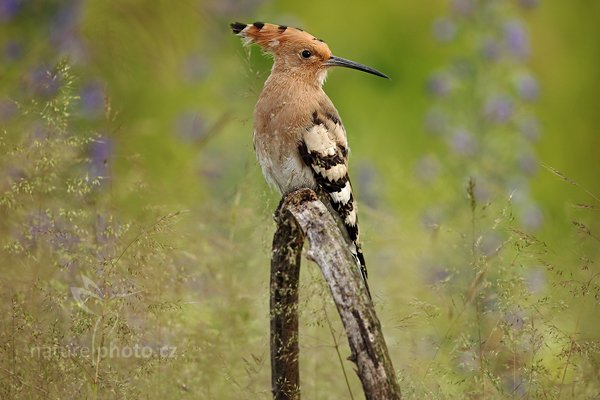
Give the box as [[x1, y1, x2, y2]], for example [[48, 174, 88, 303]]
[[231, 22, 388, 298]]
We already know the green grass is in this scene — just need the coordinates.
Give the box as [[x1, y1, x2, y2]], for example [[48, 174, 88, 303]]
[[0, 1, 599, 399]]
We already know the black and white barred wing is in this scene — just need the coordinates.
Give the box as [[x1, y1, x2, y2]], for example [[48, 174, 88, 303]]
[[298, 111, 370, 296]]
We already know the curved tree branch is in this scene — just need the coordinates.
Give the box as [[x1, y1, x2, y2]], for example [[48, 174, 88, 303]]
[[270, 188, 401, 400]]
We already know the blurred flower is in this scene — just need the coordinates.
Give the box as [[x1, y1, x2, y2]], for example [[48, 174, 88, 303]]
[[79, 81, 105, 118], [432, 17, 457, 43], [452, 58, 475, 79], [518, 0, 539, 10], [504, 309, 525, 330], [480, 38, 501, 62], [473, 178, 491, 203], [94, 214, 122, 261], [479, 231, 503, 257], [4, 39, 22, 61], [484, 95, 513, 123], [506, 177, 531, 204], [451, 0, 474, 16], [505, 376, 527, 397], [421, 207, 443, 232], [4, 166, 24, 183], [356, 161, 379, 208], [0, 0, 19, 22], [52, 220, 81, 251], [181, 54, 210, 83], [424, 108, 447, 135], [0, 98, 17, 122], [421, 260, 450, 284], [525, 267, 547, 293], [50, 1, 86, 61], [517, 152, 538, 176], [504, 20, 529, 59], [414, 154, 440, 182], [89, 136, 113, 181], [208, 0, 267, 16], [175, 111, 206, 142], [426, 72, 453, 97], [518, 116, 541, 142], [27, 67, 62, 98], [28, 212, 53, 242], [515, 74, 539, 101], [456, 350, 478, 372], [19, 211, 80, 253], [482, 292, 499, 312], [448, 128, 477, 156], [520, 203, 544, 231]]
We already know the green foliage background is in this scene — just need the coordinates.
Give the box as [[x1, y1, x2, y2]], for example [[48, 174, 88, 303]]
[[0, 0, 599, 399]]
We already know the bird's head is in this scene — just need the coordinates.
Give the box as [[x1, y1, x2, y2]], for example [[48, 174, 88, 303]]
[[231, 22, 389, 86]]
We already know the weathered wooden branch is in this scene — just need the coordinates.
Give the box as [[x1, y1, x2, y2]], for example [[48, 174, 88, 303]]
[[270, 188, 401, 400]]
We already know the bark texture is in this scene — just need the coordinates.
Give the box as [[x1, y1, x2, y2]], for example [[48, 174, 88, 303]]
[[270, 188, 401, 400]]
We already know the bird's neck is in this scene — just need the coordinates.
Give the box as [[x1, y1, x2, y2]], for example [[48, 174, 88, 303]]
[[267, 61, 327, 90]]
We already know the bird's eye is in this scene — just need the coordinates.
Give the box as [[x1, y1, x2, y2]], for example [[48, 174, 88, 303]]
[[301, 50, 312, 59]]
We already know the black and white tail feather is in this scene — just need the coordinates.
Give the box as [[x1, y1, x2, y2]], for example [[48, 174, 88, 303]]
[[298, 109, 371, 298]]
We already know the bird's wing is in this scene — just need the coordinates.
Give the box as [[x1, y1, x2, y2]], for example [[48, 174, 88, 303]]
[[298, 110, 370, 296]]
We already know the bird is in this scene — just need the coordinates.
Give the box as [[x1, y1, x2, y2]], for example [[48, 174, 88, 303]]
[[231, 21, 388, 298]]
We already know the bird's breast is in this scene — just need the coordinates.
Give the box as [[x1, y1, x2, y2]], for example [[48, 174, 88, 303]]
[[253, 104, 316, 194]]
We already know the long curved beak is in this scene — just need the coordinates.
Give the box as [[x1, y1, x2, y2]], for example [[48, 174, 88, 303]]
[[324, 55, 389, 79]]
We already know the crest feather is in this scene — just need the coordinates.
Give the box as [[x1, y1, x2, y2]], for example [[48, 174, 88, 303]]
[[230, 21, 331, 58]]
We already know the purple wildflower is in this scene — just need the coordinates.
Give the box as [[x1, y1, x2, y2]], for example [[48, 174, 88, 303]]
[[456, 350, 478, 372], [421, 207, 443, 232], [451, 0, 475, 16], [518, 0, 539, 10], [0, 0, 19, 22], [504, 20, 530, 59], [4, 40, 22, 61], [0, 98, 17, 122], [181, 54, 210, 83], [432, 17, 457, 43], [505, 376, 527, 397], [414, 154, 440, 182], [479, 231, 503, 257], [356, 161, 379, 208], [79, 81, 105, 118], [517, 153, 538, 175], [525, 267, 546, 293], [504, 309, 525, 330], [426, 72, 453, 97], [515, 74, 539, 102], [89, 136, 113, 182], [50, 2, 85, 60], [473, 178, 491, 203], [484, 95, 513, 123], [480, 38, 501, 62], [519, 117, 541, 141], [448, 128, 477, 156], [424, 108, 447, 135], [28, 67, 62, 98], [421, 260, 450, 284], [28, 212, 54, 242], [175, 111, 206, 142], [520, 204, 544, 231]]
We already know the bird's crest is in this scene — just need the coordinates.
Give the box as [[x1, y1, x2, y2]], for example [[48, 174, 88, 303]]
[[230, 21, 332, 59]]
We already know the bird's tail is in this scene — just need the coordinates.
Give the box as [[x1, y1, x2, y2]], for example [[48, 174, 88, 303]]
[[327, 190, 371, 299], [352, 242, 371, 299]]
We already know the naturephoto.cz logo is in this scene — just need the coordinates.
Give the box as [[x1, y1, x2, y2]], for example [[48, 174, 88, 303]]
[[31, 275, 176, 360], [30, 342, 176, 359]]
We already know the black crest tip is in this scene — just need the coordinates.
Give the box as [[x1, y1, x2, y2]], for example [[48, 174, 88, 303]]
[[253, 21, 265, 29], [230, 22, 247, 34]]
